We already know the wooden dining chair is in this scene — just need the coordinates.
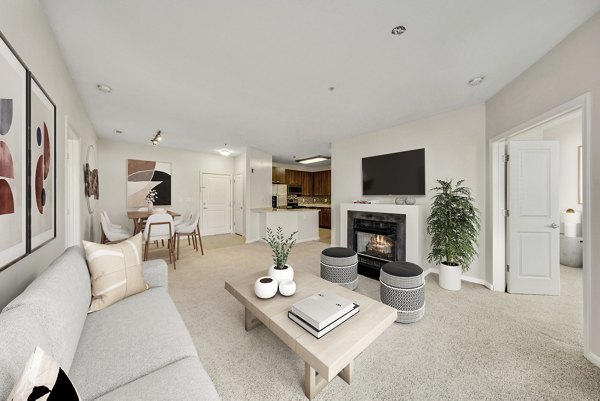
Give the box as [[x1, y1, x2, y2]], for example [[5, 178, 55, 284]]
[[142, 213, 176, 269]]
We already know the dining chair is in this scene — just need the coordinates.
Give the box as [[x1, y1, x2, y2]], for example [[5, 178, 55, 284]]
[[175, 211, 204, 259], [100, 212, 130, 244], [174, 208, 192, 229], [142, 213, 176, 269]]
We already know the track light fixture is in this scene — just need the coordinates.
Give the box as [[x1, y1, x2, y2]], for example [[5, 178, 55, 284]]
[[150, 130, 162, 146]]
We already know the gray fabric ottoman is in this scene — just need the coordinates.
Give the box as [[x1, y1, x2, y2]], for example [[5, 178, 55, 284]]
[[320, 247, 358, 290], [379, 261, 425, 324]]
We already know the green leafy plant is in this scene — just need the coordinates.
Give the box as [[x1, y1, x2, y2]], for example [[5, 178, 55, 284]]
[[264, 227, 298, 269], [426, 179, 481, 272]]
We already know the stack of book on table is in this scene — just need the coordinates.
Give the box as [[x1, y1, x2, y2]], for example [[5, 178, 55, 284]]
[[288, 292, 359, 338]]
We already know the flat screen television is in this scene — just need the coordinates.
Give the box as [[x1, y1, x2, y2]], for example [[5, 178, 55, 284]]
[[362, 148, 425, 195]]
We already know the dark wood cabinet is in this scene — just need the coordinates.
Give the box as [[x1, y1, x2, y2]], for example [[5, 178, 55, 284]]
[[319, 208, 331, 228], [313, 170, 331, 196], [285, 169, 302, 186], [272, 167, 285, 183], [300, 171, 313, 196]]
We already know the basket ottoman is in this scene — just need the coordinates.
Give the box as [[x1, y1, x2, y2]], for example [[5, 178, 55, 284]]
[[320, 247, 358, 290], [379, 261, 425, 323]]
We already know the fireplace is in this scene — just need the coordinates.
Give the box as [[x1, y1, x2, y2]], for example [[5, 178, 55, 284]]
[[348, 211, 406, 279]]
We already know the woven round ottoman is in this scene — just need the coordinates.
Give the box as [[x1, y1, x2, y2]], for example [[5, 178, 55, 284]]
[[379, 261, 425, 324], [320, 247, 358, 290]]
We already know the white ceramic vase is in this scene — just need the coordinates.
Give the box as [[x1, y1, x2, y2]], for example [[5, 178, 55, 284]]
[[439, 262, 462, 291], [254, 276, 278, 299], [278, 280, 296, 296], [147, 201, 153, 212], [268, 265, 294, 284]]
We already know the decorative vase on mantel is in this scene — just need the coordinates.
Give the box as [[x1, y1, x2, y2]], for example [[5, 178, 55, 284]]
[[268, 264, 294, 284]]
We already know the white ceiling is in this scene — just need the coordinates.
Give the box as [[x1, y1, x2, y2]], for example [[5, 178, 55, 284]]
[[40, 0, 600, 163]]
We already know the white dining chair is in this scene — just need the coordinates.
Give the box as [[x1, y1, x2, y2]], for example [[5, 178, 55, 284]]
[[174, 208, 192, 229], [102, 211, 126, 231], [142, 213, 176, 269], [175, 211, 204, 259], [100, 213, 130, 243]]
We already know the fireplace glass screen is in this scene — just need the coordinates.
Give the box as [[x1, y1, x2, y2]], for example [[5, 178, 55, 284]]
[[355, 231, 396, 261]]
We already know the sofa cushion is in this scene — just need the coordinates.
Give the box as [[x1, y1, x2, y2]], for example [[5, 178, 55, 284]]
[[68, 288, 198, 400], [82, 234, 148, 312], [2, 247, 91, 373], [7, 346, 81, 401], [0, 306, 52, 401], [95, 357, 220, 401]]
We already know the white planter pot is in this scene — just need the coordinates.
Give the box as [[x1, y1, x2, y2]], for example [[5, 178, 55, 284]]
[[268, 265, 294, 284], [254, 276, 278, 299], [439, 262, 462, 291], [278, 280, 296, 296]]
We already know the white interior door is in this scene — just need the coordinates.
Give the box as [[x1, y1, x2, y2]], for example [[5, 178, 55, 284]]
[[233, 173, 244, 236], [507, 140, 560, 295], [201, 173, 231, 236]]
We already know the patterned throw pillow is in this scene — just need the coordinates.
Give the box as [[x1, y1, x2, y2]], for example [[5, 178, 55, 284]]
[[82, 233, 148, 313], [7, 346, 80, 401]]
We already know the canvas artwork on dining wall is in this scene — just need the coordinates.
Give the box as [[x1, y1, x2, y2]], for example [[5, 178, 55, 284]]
[[127, 159, 172, 207], [0, 34, 27, 271], [29, 75, 56, 251]]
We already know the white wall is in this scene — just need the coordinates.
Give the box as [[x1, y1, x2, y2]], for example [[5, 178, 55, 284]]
[[245, 147, 272, 242], [485, 11, 600, 364], [97, 139, 234, 231], [331, 104, 487, 281], [542, 117, 582, 213], [0, 0, 98, 309]]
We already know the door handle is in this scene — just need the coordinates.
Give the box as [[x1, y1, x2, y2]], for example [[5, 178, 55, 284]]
[[203, 207, 208, 210], [549, 223, 559, 229]]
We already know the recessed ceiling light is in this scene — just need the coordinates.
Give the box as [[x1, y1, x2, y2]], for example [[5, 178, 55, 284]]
[[296, 156, 330, 164], [96, 83, 112, 93], [468, 76, 485, 86], [391, 25, 406, 35]]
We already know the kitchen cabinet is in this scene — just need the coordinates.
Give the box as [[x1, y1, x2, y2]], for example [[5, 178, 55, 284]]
[[313, 170, 331, 196], [272, 167, 285, 184], [285, 169, 302, 186], [318, 208, 331, 229], [300, 171, 313, 196]]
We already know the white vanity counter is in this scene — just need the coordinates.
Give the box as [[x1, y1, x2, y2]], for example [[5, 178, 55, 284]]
[[251, 208, 319, 243]]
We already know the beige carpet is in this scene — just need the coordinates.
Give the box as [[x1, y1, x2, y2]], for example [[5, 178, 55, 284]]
[[154, 240, 600, 400]]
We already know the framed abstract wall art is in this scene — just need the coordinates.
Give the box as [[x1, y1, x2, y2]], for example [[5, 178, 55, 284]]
[[127, 159, 172, 207], [0, 32, 27, 272], [29, 74, 56, 251]]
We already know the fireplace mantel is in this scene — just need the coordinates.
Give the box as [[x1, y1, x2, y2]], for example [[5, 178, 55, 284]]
[[340, 203, 427, 270]]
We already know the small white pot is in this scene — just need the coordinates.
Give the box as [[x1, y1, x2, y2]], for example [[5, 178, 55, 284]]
[[268, 264, 294, 284], [254, 276, 278, 299], [279, 280, 296, 296], [439, 262, 462, 291]]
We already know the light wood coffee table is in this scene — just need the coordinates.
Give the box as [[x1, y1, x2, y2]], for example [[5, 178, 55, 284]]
[[225, 270, 397, 399]]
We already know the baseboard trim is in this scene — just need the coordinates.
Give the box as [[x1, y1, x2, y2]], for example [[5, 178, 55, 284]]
[[426, 267, 493, 290], [585, 351, 600, 368]]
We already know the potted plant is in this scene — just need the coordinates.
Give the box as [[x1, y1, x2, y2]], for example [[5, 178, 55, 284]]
[[264, 226, 298, 283], [426, 179, 480, 291]]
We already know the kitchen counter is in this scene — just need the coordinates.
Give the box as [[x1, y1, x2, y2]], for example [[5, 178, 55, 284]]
[[299, 203, 331, 208], [251, 208, 319, 243]]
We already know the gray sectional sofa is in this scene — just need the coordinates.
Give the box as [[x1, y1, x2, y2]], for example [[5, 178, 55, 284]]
[[0, 246, 220, 400]]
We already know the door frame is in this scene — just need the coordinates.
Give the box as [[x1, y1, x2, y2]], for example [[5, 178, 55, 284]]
[[488, 93, 592, 359], [199, 171, 233, 235], [64, 116, 81, 247], [232, 173, 245, 236]]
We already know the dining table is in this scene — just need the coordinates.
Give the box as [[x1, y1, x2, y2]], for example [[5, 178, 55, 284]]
[[127, 209, 180, 234]]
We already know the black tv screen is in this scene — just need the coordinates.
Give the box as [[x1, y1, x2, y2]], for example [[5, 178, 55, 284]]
[[362, 148, 425, 195]]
